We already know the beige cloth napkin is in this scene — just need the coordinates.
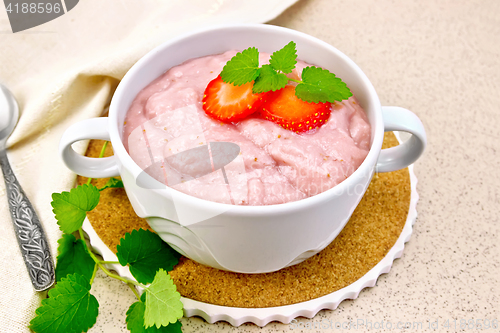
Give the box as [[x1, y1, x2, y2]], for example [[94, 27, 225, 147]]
[[0, 1, 297, 331]]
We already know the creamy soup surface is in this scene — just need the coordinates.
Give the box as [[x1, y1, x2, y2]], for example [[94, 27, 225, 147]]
[[123, 51, 371, 205]]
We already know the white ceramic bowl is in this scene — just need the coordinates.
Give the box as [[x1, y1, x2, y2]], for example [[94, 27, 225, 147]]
[[60, 24, 426, 274]]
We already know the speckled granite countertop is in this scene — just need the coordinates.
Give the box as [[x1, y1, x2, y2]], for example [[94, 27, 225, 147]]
[[89, 0, 500, 332]]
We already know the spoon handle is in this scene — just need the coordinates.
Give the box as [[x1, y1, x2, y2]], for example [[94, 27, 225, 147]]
[[0, 148, 55, 291]]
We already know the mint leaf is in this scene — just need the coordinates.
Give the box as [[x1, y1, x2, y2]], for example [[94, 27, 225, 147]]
[[51, 184, 100, 234], [253, 64, 289, 94], [269, 41, 297, 74], [127, 301, 149, 333], [295, 66, 352, 103], [99, 177, 124, 191], [116, 229, 180, 284], [220, 47, 260, 86], [144, 269, 183, 328], [127, 296, 182, 333], [55, 234, 95, 282], [29, 273, 99, 333]]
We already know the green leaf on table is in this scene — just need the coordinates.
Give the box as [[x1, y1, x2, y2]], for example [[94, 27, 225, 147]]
[[51, 184, 100, 234], [55, 233, 95, 282], [29, 273, 99, 333], [252, 64, 289, 94], [99, 177, 124, 191], [127, 294, 182, 333], [269, 41, 297, 74], [144, 269, 183, 329], [116, 229, 180, 284], [220, 47, 260, 86], [295, 66, 352, 103]]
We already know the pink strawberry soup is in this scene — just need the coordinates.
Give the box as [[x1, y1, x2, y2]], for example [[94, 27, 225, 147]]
[[123, 50, 371, 206]]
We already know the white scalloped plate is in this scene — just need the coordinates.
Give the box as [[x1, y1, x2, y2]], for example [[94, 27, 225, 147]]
[[82, 136, 418, 327]]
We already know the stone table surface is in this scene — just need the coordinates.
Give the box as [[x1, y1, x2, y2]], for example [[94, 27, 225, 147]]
[[88, 0, 500, 332]]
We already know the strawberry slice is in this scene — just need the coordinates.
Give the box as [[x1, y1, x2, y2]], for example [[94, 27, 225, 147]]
[[202, 75, 265, 123], [259, 85, 332, 133]]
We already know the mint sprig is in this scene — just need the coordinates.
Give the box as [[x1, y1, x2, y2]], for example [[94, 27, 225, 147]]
[[30, 141, 184, 333], [220, 41, 352, 103]]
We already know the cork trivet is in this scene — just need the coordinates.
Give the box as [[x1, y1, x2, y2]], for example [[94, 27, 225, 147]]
[[78, 132, 411, 308]]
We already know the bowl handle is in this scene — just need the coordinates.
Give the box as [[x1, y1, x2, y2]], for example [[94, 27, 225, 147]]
[[59, 117, 120, 178], [376, 106, 427, 173]]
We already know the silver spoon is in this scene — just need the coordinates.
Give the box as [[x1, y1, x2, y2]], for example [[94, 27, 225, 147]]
[[0, 84, 55, 291]]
